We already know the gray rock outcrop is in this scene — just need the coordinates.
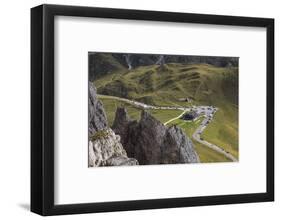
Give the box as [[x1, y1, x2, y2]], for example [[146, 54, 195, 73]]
[[112, 107, 200, 165], [89, 128, 139, 167], [88, 83, 139, 167], [89, 82, 108, 136]]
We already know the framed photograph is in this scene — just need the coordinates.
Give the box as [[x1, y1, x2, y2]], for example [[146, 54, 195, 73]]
[[31, 4, 274, 216]]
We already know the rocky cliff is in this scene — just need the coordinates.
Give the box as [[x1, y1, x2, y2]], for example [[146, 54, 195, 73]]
[[89, 128, 138, 166], [89, 83, 108, 136], [112, 107, 200, 165], [88, 83, 138, 167]]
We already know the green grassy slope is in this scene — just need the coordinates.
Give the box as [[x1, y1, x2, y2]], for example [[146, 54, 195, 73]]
[[202, 103, 239, 158], [100, 98, 142, 126], [195, 141, 232, 163], [89, 53, 127, 81], [94, 63, 238, 107], [167, 117, 204, 135]]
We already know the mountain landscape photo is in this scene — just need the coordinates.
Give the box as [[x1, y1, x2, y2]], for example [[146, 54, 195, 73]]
[[88, 52, 239, 167]]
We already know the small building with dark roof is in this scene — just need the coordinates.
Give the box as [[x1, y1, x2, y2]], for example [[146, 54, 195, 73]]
[[180, 111, 199, 121]]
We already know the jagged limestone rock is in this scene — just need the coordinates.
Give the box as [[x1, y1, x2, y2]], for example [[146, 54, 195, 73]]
[[165, 126, 200, 163], [89, 128, 138, 167], [88, 84, 138, 167], [113, 107, 200, 165], [89, 82, 108, 136]]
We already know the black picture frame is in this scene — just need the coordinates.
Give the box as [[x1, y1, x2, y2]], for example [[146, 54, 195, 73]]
[[31, 4, 274, 216]]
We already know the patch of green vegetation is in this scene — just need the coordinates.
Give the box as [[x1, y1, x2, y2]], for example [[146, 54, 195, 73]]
[[90, 129, 109, 142], [100, 98, 142, 126], [201, 103, 238, 158], [89, 53, 127, 80], [93, 63, 238, 109], [194, 140, 232, 163], [168, 117, 204, 136], [147, 109, 183, 124]]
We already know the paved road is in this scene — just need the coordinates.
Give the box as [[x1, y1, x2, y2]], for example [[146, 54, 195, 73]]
[[192, 110, 238, 162], [98, 94, 189, 111], [98, 94, 238, 162]]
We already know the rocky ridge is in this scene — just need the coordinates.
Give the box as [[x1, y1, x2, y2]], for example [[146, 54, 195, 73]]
[[88, 83, 138, 167], [89, 83, 108, 136], [88, 128, 138, 166], [112, 107, 200, 165]]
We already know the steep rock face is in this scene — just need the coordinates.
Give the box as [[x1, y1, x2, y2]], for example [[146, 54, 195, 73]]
[[164, 126, 199, 163], [111, 107, 131, 143], [89, 128, 139, 167], [112, 107, 200, 165], [88, 83, 139, 167], [89, 83, 108, 136]]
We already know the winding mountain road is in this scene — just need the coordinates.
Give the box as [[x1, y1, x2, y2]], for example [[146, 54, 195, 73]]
[[191, 111, 238, 162], [98, 94, 237, 162], [97, 94, 188, 111]]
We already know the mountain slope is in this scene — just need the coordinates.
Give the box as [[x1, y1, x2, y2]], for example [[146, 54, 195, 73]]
[[89, 52, 238, 81], [94, 62, 238, 108], [89, 53, 127, 81]]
